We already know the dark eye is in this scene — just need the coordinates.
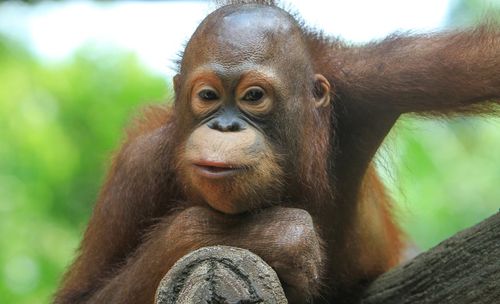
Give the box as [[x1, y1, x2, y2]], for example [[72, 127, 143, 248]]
[[198, 89, 219, 101], [242, 88, 264, 103]]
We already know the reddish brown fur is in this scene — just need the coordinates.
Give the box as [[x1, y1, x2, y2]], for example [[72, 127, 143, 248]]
[[54, 1, 500, 303]]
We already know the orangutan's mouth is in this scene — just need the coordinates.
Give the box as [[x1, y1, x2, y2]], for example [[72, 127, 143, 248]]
[[193, 161, 245, 178]]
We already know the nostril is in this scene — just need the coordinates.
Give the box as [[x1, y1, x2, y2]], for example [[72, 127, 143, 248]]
[[208, 121, 220, 130], [228, 122, 240, 132]]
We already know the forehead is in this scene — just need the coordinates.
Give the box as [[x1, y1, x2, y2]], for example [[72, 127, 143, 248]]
[[181, 5, 306, 73]]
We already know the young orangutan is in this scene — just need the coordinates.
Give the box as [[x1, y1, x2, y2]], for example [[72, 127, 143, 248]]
[[55, 1, 500, 303]]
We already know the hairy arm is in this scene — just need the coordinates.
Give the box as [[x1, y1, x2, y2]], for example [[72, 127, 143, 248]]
[[54, 110, 179, 303], [315, 25, 500, 199], [337, 24, 500, 115], [58, 204, 323, 304]]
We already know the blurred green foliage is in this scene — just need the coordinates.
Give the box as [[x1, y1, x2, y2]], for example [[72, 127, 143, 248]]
[[448, 0, 500, 26], [384, 0, 500, 249], [378, 116, 500, 250], [0, 37, 168, 303], [0, 2, 500, 304]]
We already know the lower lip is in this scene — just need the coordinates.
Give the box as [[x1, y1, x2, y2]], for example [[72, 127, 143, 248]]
[[193, 164, 243, 179]]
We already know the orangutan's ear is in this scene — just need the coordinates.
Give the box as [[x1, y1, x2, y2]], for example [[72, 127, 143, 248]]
[[313, 74, 331, 108]]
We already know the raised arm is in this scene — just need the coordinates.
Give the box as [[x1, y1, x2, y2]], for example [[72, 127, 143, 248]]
[[311, 24, 500, 202], [335, 24, 500, 115]]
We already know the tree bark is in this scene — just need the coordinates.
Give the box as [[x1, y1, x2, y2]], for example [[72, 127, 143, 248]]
[[156, 212, 500, 303], [155, 246, 287, 304], [360, 211, 500, 304]]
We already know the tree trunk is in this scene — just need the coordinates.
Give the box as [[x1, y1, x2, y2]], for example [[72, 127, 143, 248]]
[[156, 212, 500, 303]]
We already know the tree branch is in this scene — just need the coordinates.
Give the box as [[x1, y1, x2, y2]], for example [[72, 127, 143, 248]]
[[361, 211, 500, 304]]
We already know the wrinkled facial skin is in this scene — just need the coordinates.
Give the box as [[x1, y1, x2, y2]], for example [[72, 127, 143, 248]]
[[175, 5, 331, 214]]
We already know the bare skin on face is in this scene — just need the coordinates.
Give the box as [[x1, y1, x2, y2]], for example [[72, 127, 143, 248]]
[[185, 124, 266, 176], [182, 124, 282, 214]]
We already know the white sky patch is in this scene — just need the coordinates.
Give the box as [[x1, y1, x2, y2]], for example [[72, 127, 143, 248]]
[[288, 0, 450, 41], [0, 0, 450, 78]]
